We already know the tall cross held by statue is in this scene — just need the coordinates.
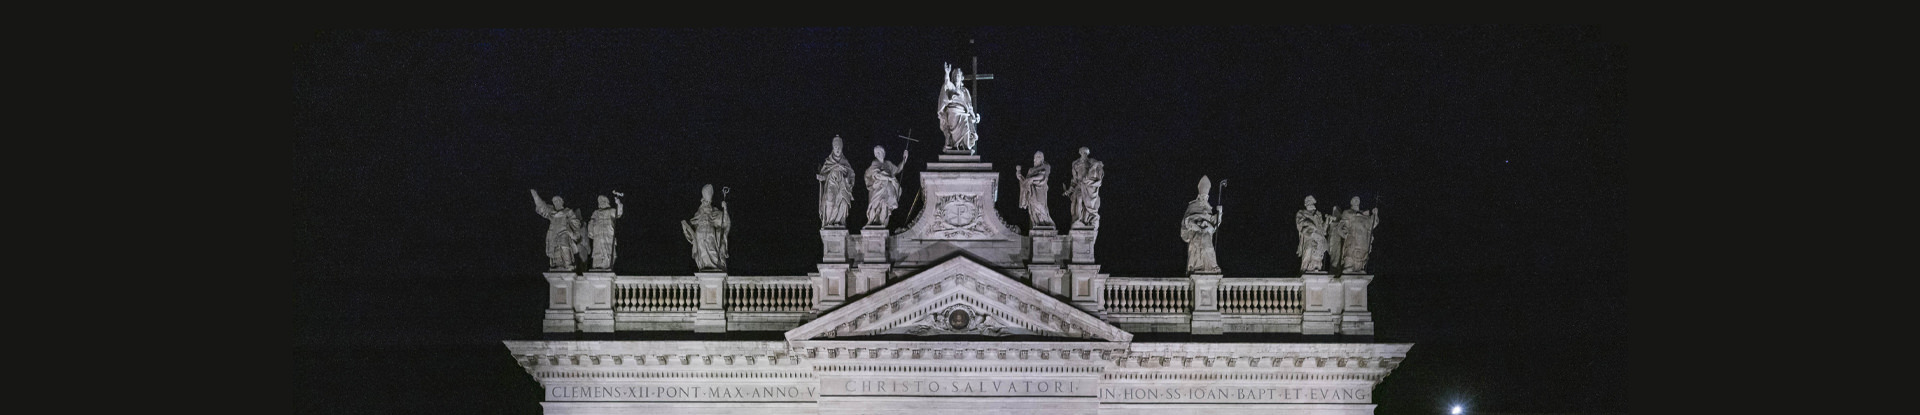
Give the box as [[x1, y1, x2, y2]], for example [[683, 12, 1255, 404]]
[[966, 40, 994, 105]]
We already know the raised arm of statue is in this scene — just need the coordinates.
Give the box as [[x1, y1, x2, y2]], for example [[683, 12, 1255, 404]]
[[614, 195, 625, 218], [531, 189, 552, 216]]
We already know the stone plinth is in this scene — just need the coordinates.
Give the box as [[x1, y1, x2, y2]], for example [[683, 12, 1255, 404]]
[[853, 264, 890, 297], [820, 228, 849, 263], [926, 153, 992, 170], [815, 264, 848, 309], [1030, 229, 1062, 264], [1340, 274, 1374, 335], [1030, 265, 1065, 297], [888, 153, 1025, 269], [544, 271, 577, 332], [577, 272, 616, 332], [1069, 264, 1104, 313], [1188, 273, 1223, 335], [1068, 228, 1098, 263], [858, 228, 889, 265], [1301, 273, 1341, 335], [695, 272, 728, 333]]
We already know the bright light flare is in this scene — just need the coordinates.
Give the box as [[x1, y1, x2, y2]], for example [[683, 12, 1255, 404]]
[[1451, 405, 1463, 415]]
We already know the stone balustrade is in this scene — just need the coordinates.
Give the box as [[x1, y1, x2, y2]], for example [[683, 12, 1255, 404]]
[[1103, 278, 1192, 314], [1219, 278, 1304, 314], [614, 277, 701, 312], [724, 277, 817, 313], [564, 273, 1367, 335]]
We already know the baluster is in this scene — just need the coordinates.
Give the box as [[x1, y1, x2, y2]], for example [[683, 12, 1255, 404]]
[[1227, 285, 1237, 313], [1162, 285, 1171, 313], [1143, 285, 1153, 313], [1228, 286, 1244, 313], [642, 285, 653, 312], [1183, 284, 1191, 312], [1235, 286, 1244, 313], [1252, 286, 1263, 313], [1156, 285, 1166, 313]]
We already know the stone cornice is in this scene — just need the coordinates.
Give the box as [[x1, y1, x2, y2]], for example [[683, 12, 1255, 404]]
[[785, 255, 1132, 343]]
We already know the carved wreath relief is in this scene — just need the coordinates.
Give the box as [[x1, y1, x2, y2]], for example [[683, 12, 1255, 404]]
[[931, 194, 993, 238], [904, 303, 1008, 336]]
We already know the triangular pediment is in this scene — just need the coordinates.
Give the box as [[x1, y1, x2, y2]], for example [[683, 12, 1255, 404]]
[[786, 255, 1131, 342]]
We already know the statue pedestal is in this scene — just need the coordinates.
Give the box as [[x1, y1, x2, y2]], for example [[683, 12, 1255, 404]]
[[1028, 228, 1065, 296], [857, 228, 889, 265], [1068, 264, 1104, 313], [1068, 228, 1098, 264], [576, 272, 616, 333], [815, 263, 848, 309], [1301, 273, 1342, 335], [1029, 265, 1065, 297], [1030, 228, 1062, 263], [1339, 274, 1374, 335], [820, 228, 849, 263], [1189, 272, 1224, 335], [853, 264, 890, 298], [543, 271, 578, 332], [694, 272, 728, 333]]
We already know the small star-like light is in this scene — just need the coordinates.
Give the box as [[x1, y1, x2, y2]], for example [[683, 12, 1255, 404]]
[[1451, 405, 1464, 415]]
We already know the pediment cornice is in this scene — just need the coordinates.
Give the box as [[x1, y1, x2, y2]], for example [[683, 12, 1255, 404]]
[[786, 255, 1131, 343]]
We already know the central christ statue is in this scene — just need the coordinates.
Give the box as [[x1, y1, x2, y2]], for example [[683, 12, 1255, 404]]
[[938, 62, 981, 153]]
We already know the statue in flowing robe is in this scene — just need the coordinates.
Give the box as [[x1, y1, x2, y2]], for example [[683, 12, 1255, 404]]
[[531, 189, 584, 271], [816, 136, 856, 228], [1063, 147, 1103, 228], [1295, 195, 1328, 273], [1182, 176, 1223, 273], [864, 145, 908, 228], [681, 185, 730, 272], [1339, 196, 1380, 273], [587, 193, 624, 270], [938, 63, 981, 153], [1015, 151, 1054, 229]]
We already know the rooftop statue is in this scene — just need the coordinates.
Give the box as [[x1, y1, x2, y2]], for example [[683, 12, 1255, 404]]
[[1295, 195, 1329, 273], [1015, 151, 1055, 229], [1339, 196, 1380, 273], [586, 192, 624, 271], [816, 136, 856, 229], [1064, 147, 1104, 228], [864, 145, 908, 228], [938, 63, 981, 153], [530, 189, 585, 271], [682, 184, 731, 272], [1182, 176, 1224, 273]]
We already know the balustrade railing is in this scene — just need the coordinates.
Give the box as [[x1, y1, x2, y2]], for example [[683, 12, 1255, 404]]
[[1219, 279, 1303, 314], [1103, 278, 1192, 313], [724, 277, 816, 312], [614, 277, 699, 312]]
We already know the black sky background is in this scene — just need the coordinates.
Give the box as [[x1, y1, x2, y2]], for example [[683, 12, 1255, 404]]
[[294, 26, 1626, 414]]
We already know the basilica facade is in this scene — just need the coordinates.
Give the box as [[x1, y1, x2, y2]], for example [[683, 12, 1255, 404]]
[[506, 67, 1406, 415]]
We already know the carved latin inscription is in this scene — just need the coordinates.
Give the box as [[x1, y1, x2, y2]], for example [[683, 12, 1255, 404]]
[[1099, 386, 1372, 403]]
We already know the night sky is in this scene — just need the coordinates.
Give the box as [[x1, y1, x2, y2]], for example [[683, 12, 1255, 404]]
[[294, 26, 1626, 414]]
